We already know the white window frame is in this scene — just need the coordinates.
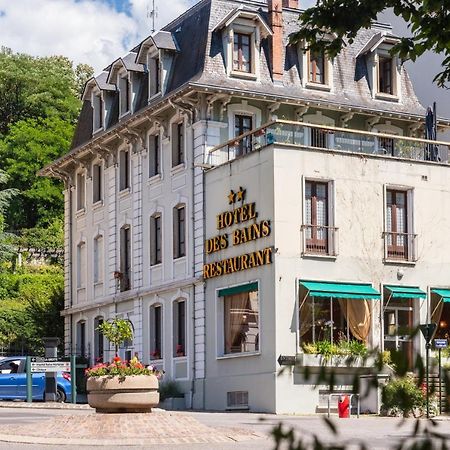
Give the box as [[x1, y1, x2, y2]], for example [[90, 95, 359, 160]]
[[301, 176, 337, 258], [216, 280, 261, 359], [369, 47, 401, 102], [298, 44, 333, 91], [224, 22, 260, 81], [383, 184, 415, 263]]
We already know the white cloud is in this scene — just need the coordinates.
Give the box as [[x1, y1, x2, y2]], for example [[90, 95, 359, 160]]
[[0, 0, 193, 73]]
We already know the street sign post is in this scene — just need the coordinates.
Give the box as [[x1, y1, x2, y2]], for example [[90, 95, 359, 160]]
[[420, 323, 437, 418], [434, 338, 448, 414], [277, 355, 296, 366], [30, 358, 71, 373]]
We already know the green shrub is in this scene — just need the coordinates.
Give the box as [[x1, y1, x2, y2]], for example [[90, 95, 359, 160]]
[[159, 380, 183, 401], [381, 375, 426, 417], [340, 340, 368, 357]]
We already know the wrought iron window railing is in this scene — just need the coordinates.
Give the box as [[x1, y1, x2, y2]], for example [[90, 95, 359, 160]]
[[383, 231, 418, 262], [301, 225, 339, 257]]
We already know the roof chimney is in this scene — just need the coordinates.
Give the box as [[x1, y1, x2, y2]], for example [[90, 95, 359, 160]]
[[282, 0, 298, 8], [268, 0, 283, 83]]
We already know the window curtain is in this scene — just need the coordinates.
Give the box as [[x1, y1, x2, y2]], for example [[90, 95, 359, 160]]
[[338, 299, 372, 343], [224, 293, 248, 353]]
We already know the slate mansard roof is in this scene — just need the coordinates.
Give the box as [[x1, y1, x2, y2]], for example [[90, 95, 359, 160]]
[[70, 0, 430, 152]]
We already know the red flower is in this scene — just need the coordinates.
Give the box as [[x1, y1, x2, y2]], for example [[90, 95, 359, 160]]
[[113, 356, 121, 363]]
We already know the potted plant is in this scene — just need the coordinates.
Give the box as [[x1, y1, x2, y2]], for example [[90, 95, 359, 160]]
[[176, 344, 185, 357], [86, 318, 162, 413]]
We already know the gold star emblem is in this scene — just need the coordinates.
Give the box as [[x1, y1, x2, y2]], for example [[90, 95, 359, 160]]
[[236, 187, 246, 202], [228, 190, 236, 204]]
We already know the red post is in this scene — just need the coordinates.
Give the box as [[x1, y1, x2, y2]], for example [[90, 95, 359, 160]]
[[338, 395, 350, 418]]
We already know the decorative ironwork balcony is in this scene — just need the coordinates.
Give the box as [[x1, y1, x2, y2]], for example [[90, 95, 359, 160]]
[[208, 120, 450, 166], [383, 231, 418, 262], [301, 225, 339, 257]]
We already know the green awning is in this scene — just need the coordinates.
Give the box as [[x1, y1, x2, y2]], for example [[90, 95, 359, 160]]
[[218, 282, 258, 297], [385, 285, 426, 299], [431, 289, 450, 303], [300, 280, 380, 300]]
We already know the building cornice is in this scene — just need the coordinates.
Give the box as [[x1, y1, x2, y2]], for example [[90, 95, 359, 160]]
[[61, 276, 203, 316]]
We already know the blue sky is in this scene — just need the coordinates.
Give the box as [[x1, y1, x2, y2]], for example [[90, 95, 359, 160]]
[[103, 0, 133, 15]]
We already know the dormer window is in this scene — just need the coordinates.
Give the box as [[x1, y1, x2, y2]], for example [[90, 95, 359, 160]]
[[308, 50, 325, 84], [213, 8, 272, 81], [233, 33, 251, 73], [119, 74, 130, 116], [93, 93, 104, 131], [357, 33, 401, 101], [298, 46, 332, 90]]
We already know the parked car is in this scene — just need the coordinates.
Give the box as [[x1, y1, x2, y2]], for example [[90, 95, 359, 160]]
[[0, 356, 72, 402]]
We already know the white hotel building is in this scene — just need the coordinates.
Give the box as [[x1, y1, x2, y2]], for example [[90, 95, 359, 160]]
[[42, 0, 450, 413]]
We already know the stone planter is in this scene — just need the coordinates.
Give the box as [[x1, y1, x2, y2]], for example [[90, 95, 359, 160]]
[[298, 353, 375, 368], [87, 374, 159, 413]]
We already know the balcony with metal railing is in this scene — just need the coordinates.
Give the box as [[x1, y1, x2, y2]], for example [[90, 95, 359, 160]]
[[301, 225, 339, 257], [207, 120, 450, 167], [383, 231, 418, 263]]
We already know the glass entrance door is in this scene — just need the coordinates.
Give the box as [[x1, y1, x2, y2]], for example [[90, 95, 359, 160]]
[[384, 303, 414, 369]]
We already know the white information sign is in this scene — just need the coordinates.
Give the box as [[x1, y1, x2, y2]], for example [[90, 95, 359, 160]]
[[30, 359, 71, 373]]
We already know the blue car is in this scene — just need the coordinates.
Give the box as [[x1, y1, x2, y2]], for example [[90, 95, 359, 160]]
[[0, 356, 72, 402]]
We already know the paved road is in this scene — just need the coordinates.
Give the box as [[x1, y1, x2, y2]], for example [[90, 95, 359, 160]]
[[0, 406, 448, 449]]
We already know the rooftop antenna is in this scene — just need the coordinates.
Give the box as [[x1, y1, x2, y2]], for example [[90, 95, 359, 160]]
[[147, 0, 158, 33]]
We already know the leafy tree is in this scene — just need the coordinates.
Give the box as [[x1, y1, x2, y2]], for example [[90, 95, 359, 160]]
[[0, 117, 72, 229], [290, 0, 450, 88], [0, 170, 17, 266], [75, 63, 94, 96], [0, 49, 93, 229], [98, 318, 134, 357]]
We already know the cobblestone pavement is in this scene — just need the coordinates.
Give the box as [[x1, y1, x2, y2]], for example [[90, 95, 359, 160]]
[[0, 409, 265, 447], [0, 405, 448, 449]]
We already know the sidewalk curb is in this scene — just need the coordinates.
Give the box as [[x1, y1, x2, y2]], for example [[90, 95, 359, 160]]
[[0, 402, 91, 410]]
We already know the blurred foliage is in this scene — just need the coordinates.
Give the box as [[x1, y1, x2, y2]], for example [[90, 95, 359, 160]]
[[159, 380, 183, 401], [0, 264, 64, 354], [381, 374, 428, 417]]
